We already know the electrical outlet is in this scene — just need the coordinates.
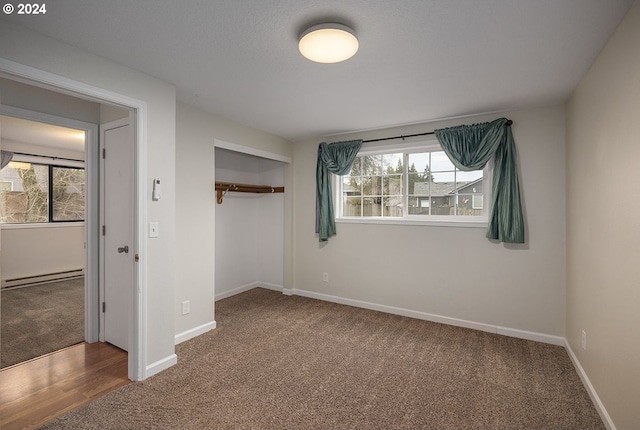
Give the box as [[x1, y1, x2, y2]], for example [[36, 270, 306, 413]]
[[182, 300, 190, 316], [322, 272, 329, 283], [581, 330, 587, 350]]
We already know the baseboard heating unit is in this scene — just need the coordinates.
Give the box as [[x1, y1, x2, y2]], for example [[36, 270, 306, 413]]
[[1, 269, 84, 290]]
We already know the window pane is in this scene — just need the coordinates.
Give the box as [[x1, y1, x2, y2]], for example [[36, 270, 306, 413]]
[[361, 155, 381, 175], [473, 194, 484, 210], [362, 197, 381, 216], [456, 194, 482, 216], [432, 195, 455, 215], [383, 196, 403, 217], [382, 153, 402, 174], [408, 153, 429, 174], [408, 172, 422, 194], [384, 174, 402, 195], [52, 167, 85, 221], [432, 171, 455, 183], [362, 176, 381, 195], [0, 162, 48, 223], [343, 196, 362, 216], [431, 151, 455, 171], [343, 177, 361, 196], [408, 195, 430, 215], [454, 170, 483, 217]]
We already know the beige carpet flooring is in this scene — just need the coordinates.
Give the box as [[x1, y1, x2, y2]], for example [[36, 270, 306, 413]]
[[1, 278, 84, 368], [40, 288, 604, 429]]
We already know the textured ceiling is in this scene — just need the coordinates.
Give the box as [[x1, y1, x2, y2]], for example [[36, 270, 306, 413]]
[[1, 0, 634, 141]]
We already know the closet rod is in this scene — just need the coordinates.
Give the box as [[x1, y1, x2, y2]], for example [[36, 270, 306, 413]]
[[361, 119, 512, 143], [215, 181, 284, 204]]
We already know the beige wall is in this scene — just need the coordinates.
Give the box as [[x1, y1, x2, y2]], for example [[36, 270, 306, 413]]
[[99, 104, 130, 124], [293, 105, 567, 338], [0, 77, 100, 124], [566, 2, 640, 428], [0, 20, 177, 371], [0, 225, 84, 280]]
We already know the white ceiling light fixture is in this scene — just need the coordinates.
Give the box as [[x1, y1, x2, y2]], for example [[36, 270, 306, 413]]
[[299, 23, 359, 64]]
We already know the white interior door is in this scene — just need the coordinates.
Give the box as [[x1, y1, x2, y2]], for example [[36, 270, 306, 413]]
[[100, 120, 133, 351]]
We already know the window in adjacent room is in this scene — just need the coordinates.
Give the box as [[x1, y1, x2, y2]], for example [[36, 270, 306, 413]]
[[0, 158, 85, 224]]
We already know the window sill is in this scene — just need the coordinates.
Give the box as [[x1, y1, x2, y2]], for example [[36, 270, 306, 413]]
[[336, 217, 488, 228], [0, 222, 85, 230]]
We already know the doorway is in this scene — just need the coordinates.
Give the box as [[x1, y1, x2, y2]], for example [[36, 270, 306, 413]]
[[0, 113, 90, 368], [0, 62, 146, 380]]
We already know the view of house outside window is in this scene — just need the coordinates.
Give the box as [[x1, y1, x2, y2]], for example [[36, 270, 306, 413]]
[[339, 147, 485, 221], [0, 161, 85, 224]]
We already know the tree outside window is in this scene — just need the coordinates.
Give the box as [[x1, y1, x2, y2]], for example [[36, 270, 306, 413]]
[[0, 161, 85, 224], [339, 148, 485, 220]]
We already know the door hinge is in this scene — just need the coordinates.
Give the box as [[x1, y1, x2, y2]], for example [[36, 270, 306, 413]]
[[102, 225, 106, 235], [102, 302, 106, 312], [102, 148, 106, 159]]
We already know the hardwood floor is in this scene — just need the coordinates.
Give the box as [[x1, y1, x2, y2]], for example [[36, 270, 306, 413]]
[[0, 342, 129, 430]]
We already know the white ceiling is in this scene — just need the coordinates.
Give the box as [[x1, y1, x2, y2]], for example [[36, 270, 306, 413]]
[[0, 115, 85, 152], [1, 0, 634, 142]]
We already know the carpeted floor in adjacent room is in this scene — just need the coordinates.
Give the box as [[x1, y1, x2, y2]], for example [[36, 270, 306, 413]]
[[39, 287, 604, 430], [1, 278, 84, 368]]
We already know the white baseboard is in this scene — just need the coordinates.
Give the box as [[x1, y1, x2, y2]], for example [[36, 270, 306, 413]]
[[215, 282, 259, 301], [288, 288, 564, 346], [215, 281, 283, 301], [175, 321, 217, 345], [565, 340, 616, 430], [256, 282, 284, 292], [497, 326, 565, 346], [145, 353, 177, 379]]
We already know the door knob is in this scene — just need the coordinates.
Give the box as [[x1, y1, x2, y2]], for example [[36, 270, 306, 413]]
[[118, 245, 129, 253]]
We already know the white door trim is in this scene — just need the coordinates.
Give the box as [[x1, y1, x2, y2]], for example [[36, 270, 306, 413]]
[[214, 138, 292, 163], [0, 57, 148, 381]]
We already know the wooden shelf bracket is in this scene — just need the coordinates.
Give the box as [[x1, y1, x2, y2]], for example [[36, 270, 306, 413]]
[[215, 181, 284, 204]]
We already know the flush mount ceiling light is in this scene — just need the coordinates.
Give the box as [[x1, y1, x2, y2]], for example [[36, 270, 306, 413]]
[[298, 23, 359, 63]]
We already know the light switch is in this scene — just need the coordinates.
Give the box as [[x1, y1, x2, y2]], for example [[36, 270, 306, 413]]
[[149, 222, 159, 238]]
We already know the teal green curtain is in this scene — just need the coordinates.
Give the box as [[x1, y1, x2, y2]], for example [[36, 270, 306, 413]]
[[316, 140, 363, 242], [434, 118, 524, 243]]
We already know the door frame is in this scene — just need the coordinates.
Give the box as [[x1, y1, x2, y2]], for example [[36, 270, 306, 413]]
[[0, 58, 148, 381]]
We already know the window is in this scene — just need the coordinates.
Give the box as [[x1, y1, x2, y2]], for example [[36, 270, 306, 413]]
[[0, 159, 85, 224], [336, 140, 489, 225], [52, 166, 85, 221]]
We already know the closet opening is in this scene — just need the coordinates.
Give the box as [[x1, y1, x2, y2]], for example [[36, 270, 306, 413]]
[[214, 144, 287, 301]]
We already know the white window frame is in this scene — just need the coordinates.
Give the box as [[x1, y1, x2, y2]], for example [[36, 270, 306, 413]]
[[0, 153, 86, 227], [334, 137, 492, 228]]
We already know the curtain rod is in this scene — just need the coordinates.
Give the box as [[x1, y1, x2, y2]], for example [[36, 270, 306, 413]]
[[362, 119, 512, 144], [12, 151, 84, 163]]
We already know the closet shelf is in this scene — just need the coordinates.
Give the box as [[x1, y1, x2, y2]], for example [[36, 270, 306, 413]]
[[215, 181, 284, 204]]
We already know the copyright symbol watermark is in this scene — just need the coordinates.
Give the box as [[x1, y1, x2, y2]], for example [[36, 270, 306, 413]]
[[3, 3, 14, 14]]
